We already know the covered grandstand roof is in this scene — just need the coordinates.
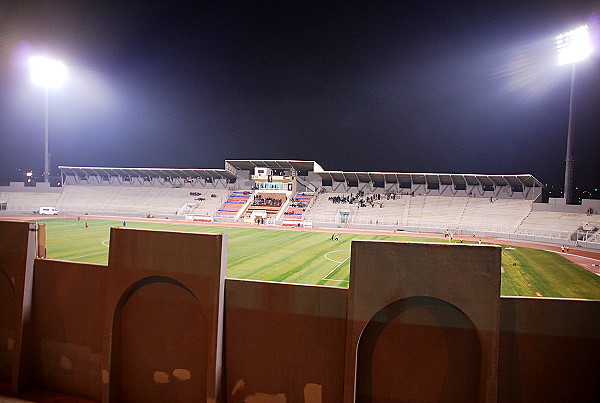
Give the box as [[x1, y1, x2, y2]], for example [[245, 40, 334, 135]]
[[58, 166, 236, 180], [59, 163, 543, 188], [225, 159, 324, 172], [315, 171, 543, 187]]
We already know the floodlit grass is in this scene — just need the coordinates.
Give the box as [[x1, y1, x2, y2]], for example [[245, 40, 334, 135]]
[[500, 247, 600, 299], [40, 218, 600, 299]]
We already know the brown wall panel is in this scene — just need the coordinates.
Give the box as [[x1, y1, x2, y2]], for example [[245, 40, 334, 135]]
[[357, 297, 481, 402], [225, 279, 347, 402], [499, 297, 600, 403], [345, 241, 501, 402], [31, 259, 106, 401], [117, 281, 208, 402], [0, 220, 38, 394], [0, 220, 30, 384], [0, 273, 16, 383], [105, 228, 226, 403]]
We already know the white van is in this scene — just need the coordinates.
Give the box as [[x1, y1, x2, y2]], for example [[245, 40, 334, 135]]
[[39, 207, 58, 215]]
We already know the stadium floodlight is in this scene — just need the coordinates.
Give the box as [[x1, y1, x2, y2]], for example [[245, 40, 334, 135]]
[[556, 25, 591, 204], [556, 25, 592, 65], [29, 56, 67, 88], [29, 56, 67, 182]]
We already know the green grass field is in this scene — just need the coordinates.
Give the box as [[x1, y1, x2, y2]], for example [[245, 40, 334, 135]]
[[40, 218, 600, 299]]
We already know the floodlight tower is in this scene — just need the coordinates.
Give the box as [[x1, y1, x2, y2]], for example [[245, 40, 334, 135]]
[[29, 56, 67, 183], [556, 25, 592, 204]]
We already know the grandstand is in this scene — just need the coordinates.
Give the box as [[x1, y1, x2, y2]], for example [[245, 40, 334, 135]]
[[215, 191, 252, 221], [1, 159, 599, 248]]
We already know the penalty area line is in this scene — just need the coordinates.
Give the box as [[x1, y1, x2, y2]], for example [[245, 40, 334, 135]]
[[322, 255, 350, 282]]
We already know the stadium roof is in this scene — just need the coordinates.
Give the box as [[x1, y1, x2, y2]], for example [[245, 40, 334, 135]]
[[225, 159, 324, 172], [315, 171, 543, 187], [59, 163, 543, 188], [58, 166, 236, 180]]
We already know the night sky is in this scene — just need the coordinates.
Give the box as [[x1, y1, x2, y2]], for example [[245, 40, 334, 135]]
[[1, 1, 599, 186]]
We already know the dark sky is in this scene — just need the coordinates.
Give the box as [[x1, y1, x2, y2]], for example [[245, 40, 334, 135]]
[[1, 0, 599, 186]]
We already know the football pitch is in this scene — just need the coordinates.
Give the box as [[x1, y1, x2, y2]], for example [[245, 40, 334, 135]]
[[40, 218, 600, 299]]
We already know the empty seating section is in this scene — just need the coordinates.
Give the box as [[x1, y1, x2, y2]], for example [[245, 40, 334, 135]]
[[0, 192, 61, 212], [54, 186, 229, 216], [416, 196, 467, 227], [55, 186, 112, 213], [283, 193, 315, 220], [520, 211, 600, 234], [215, 191, 252, 217], [459, 198, 533, 232], [245, 193, 287, 217]]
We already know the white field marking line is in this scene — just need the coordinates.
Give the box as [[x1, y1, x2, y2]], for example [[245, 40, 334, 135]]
[[324, 249, 350, 264], [67, 250, 107, 260], [325, 278, 349, 283], [102, 239, 110, 247], [322, 250, 351, 281]]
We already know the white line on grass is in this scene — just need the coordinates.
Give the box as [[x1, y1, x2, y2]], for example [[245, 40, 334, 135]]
[[322, 250, 351, 282], [102, 239, 110, 247], [324, 250, 350, 264], [67, 250, 107, 260]]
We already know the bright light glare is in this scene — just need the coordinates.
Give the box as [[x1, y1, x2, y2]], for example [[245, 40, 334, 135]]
[[29, 56, 67, 88], [556, 25, 592, 65]]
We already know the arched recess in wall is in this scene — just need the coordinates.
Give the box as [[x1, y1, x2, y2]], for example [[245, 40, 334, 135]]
[[356, 296, 481, 402], [109, 276, 208, 402], [0, 266, 16, 384]]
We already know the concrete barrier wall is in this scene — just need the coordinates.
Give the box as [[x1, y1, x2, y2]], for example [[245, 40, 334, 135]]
[[31, 260, 107, 401], [499, 296, 600, 402], [345, 241, 501, 402], [1, 219, 599, 402], [0, 221, 32, 386], [104, 227, 227, 403], [225, 279, 347, 402], [0, 220, 38, 395]]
